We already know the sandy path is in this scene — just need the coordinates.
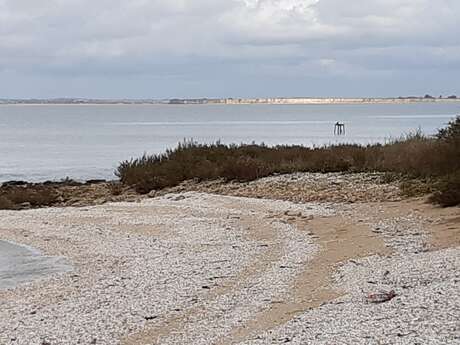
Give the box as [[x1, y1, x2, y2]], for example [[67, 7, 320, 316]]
[[373, 199, 460, 250], [122, 199, 392, 345], [240, 200, 459, 345], [122, 210, 284, 345], [218, 215, 391, 345], [125, 197, 458, 345]]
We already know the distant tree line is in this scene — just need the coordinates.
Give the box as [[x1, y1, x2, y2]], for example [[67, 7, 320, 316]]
[[398, 94, 457, 99]]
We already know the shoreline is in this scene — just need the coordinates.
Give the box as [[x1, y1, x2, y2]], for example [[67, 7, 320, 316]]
[[0, 240, 72, 290], [1, 97, 460, 106], [0, 172, 404, 210]]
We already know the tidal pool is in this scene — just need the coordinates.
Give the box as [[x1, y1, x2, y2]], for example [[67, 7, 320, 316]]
[[0, 240, 72, 290]]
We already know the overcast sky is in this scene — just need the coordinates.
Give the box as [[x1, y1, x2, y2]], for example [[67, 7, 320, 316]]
[[0, 0, 459, 98]]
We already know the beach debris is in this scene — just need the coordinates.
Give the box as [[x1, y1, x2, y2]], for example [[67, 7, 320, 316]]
[[372, 228, 382, 233], [143, 315, 158, 321], [366, 290, 397, 304], [284, 210, 302, 217]]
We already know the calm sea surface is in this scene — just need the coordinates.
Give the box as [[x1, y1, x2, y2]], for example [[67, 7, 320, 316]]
[[0, 103, 458, 182]]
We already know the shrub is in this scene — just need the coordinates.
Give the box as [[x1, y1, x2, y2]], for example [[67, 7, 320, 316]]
[[0, 185, 59, 209], [437, 116, 460, 142], [400, 178, 437, 197], [221, 157, 272, 181], [429, 173, 460, 207], [116, 117, 460, 206], [108, 182, 124, 196]]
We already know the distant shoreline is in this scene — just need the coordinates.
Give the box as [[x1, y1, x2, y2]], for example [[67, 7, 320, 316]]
[[1, 97, 460, 105]]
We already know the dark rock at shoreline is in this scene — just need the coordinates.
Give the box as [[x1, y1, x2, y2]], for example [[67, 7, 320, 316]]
[[1, 181, 29, 187], [85, 179, 107, 185], [43, 179, 83, 187]]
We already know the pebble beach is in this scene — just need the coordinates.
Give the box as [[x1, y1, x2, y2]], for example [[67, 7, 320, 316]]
[[0, 173, 459, 345]]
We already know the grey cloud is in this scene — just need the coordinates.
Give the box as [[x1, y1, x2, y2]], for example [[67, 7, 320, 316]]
[[0, 0, 458, 97]]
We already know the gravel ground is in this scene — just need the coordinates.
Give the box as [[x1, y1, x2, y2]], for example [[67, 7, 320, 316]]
[[0, 192, 328, 345], [0, 181, 459, 345], [242, 248, 459, 345], [240, 202, 460, 345], [156, 172, 402, 203]]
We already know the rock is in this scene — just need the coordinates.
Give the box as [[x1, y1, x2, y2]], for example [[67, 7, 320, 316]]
[[20, 202, 32, 209], [85, 179, 107, 185], [284, 210, 302, 217], [1, 180, 28, 186], [147, 190, 157, 198], [366, 290, 397, 304]]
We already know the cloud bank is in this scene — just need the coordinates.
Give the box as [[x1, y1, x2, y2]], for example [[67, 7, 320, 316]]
[[0, 0, 459, 97]]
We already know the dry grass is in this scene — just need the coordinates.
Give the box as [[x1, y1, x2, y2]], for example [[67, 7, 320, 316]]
[[0, 185, 60, 209], [108, 182, 124, 196], [117, 117, 460, 206]]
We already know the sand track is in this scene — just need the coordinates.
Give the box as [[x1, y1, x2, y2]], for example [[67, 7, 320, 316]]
[[217, 215, 391, 345], [122, 210, 285, 345]]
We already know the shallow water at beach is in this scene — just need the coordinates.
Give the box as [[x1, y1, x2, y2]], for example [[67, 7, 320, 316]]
[[0, 103, 458, 182], [0, 240, 71, 290]]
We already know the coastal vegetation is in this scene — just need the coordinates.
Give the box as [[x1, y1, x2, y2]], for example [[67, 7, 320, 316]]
[[0, 184, 59, 210], [117, 117, 460, 206], [1, 117, 458, 210], [0, 180, 130, 210]]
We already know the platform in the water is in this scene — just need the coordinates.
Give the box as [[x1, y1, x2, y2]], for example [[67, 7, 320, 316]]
[[0, 240, 72, 290]]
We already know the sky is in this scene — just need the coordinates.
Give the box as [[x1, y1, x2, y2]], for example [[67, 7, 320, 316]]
[[0, 0, 459, 99]]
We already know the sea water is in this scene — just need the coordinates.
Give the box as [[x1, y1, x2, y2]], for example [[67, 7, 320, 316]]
[[0, 240, 72, 290], [0, 103, 458, 182]]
